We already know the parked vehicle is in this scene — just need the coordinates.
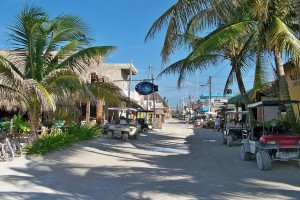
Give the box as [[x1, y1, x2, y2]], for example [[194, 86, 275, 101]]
[[222, 111, 248, 147], [106, 107, 141, 141], [137, 118, 149, 134], [240, 100, 300, 170]]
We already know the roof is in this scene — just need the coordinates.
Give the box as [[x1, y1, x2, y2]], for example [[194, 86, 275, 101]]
[[200, 93, 234, 99], [247, 100, 300, 108], [225, 111, 249, 114], [227, 81, 278, 105], [148, 92, 164, 102], [108, 107, 138, 112], [101, 63, 138, 75]]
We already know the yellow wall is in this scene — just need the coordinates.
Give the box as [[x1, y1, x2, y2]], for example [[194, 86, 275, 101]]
[[284, 63, 300, 117]]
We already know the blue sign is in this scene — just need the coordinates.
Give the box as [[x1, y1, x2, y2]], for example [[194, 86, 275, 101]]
[[135, 82, 158, 95]]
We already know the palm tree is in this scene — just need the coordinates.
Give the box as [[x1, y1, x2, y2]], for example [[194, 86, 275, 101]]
[[0, 5, 116, 141], [150, 1, 260, 108], [147, 0, 300, 115], [240, 0, 300, 114]]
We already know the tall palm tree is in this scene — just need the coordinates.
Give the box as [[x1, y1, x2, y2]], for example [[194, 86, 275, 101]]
[[147, 0, 300, 114], [240, 0, 300, 114], [151, 1, 260, 108], [0, 5, 116, 141]]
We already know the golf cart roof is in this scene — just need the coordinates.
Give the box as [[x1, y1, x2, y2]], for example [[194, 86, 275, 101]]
[[247, 100, 300, 108], [108, 107, 137, 112], [136, 109, 154, 113], [225, 111, 248, 114]]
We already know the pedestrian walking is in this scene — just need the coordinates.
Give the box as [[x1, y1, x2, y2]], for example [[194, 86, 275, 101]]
[[185, 117, 189, 128], [214, 116, 221, 132]]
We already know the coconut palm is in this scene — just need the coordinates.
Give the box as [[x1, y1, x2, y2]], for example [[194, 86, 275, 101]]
[[0, 5, 116, 141], [234, 0, 300, 114], [152, 1, 261, 108], [148, 0, 300, 114]]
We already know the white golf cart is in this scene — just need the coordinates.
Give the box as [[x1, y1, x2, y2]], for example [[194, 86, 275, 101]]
[[105, 107, 141, 141], [240, 100, 300, 170], [222, 110, 249, 147]]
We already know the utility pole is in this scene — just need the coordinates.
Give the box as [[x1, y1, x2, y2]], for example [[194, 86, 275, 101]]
[[197, 71, 199, 101], [128, 60, 132, 105], [152, 74, 156, 120], [147, 65, 151, 111], [209, 75, 212, 112], [127, 60, 132, 119]]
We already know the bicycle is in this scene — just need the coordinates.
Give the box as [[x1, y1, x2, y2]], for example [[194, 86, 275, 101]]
[[8, 132, 23, 157], [0, 131, 14, 161]]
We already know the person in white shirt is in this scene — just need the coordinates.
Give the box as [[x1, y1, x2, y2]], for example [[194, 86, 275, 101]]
[[214, 116, 221, 132]]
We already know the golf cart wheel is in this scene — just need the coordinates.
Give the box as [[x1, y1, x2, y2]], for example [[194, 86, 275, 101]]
[[107, 132, 113, 139], [240, 144, 251, 161], [122, 133, 129, 141], [256, 150, 271, 171], [227, 135, 233, 147], [142, 128, 148, 134], [134, 132, 140, 140]]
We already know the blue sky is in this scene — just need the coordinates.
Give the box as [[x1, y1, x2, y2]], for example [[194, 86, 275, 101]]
[[0, 0, 257, 109]]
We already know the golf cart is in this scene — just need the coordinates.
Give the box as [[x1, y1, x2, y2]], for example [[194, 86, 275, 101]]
[[105, 107, 141, 141], [240, 100, 300, 170], [222, 111, 249, 147]]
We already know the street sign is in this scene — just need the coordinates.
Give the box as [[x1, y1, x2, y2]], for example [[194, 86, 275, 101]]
[[135, 81, 158, 95]]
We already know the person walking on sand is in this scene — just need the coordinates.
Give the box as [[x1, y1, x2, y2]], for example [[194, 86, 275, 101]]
[[214, 116, 221, 132], [185, 117, 189, 128]]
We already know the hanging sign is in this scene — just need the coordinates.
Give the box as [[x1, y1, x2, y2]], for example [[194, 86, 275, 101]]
[[135, 81, 158, 95]]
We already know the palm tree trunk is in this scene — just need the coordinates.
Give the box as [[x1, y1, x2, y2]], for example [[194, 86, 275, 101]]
[[234, 64, 256, 123], [28, 102, 40, 144], [235, 65, 251, 107], [274, 49, 293, 115], [85, 101, 90, 123], [96, 99, 104, 124]]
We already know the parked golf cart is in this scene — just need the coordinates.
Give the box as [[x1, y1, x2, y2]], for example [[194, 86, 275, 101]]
[[106, 107, 141, 141], [136, 118, 149, 134], [240, 100, 300, 170], [222, 111, 249, 147]]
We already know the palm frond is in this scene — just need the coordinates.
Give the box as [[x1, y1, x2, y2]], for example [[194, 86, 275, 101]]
[[190, 20, 253, 60], [45, 14, 91, 55], [23, 79, 56, 111], [88, 82, 124, 105], [42, 68, 83, 94], [54, 46, 116, 75], [267, 16, 300, 58]]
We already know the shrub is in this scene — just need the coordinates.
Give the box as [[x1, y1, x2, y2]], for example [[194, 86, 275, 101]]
[[23, 124, 101, 155]]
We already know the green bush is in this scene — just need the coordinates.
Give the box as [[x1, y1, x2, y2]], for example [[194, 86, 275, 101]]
[[282, 114, 300, 134], [23, 124, 101, 155]]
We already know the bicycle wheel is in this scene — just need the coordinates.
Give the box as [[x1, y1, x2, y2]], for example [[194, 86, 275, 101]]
[[12, 140, 23, 157], [2, 141, 14, 161]]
